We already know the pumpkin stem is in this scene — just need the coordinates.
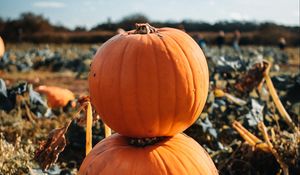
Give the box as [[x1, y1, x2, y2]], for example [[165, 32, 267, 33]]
[[134, 23, 157, 34], [128, 136, 167, 147]]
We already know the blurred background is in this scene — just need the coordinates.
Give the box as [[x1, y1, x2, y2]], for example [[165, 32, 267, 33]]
[[0, 1, 299, 175], [0, 0, 299, 45]]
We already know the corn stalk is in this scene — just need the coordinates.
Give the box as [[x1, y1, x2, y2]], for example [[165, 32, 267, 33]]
[[263, 60, 299, 134]]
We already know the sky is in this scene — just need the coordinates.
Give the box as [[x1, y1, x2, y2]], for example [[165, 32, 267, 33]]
[[0, 0, 299, 29]]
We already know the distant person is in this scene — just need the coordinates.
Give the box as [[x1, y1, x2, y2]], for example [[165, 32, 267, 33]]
[[18, 28, 23, 42], [196, 34, 208, 53], [216, 30, 225, 49], [278, 37, 286, 50], [232, 30, 241, 52]]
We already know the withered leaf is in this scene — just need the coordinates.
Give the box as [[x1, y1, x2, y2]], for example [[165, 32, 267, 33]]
[[77, 95, 90, 106], [235, 61, 268, 93], [75, 97, 100, 127], [34, 121, 71, 170]]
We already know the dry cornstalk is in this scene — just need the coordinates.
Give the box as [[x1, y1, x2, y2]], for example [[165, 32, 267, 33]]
[[214, 89, 247, 106], [258, 122, 289, 175], [262, 60, 299, 134], [35, 96, 112, 169], [80, 99, 111, 155], [62, 96, 111, 155], [85, 101, 93, 155], [232, 121, 270, 152], [104, 124, 112, 138]]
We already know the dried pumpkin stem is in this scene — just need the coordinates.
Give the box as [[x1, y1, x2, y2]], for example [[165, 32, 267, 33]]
[[86, 101, 93, 155], [263, 61, 298, 133], [134, 23, 157, 34], [258, 122, 289, 175]]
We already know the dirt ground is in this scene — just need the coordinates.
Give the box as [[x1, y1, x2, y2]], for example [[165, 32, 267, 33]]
[[1, 46, 299, 95]]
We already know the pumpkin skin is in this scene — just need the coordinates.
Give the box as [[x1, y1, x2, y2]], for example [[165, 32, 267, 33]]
[[0, 36, 5, 58], [79, 133, 218, 175], [89, 26, 209, 137], [36, 85, 75, 108]]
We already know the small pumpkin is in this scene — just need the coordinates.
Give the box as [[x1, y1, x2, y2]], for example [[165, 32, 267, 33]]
[[89, 23, 209, 137], [0, 36, 5, 58], [36, 85, 75, 108], [79, 133, 218, 175]]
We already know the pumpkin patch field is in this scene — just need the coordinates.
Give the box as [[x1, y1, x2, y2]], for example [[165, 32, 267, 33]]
[[0, 31, 299, 175]]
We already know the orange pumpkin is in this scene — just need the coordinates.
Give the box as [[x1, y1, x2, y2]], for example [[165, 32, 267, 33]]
[[0, 36, 5, 58], [36, 85, 75, 108], [79, 133, 218, 175], [89, 23, 209, 137]]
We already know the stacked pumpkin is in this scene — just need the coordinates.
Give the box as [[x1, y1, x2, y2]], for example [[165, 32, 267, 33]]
[[79, 23, 218, 175]]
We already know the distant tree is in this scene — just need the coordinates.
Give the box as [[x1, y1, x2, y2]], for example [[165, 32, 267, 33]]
[[92, 13, 149, 31], [0, 17, 5, 34], [119, 13, 149, 30], [258, 22, 286, 32], [1, 12, 56, 41], [74, 26, 87, 32], [53, 25, 70, 32], [0, 12, 299, 45], [91, 17, 117, 31], [19, 12, 53, 33]]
